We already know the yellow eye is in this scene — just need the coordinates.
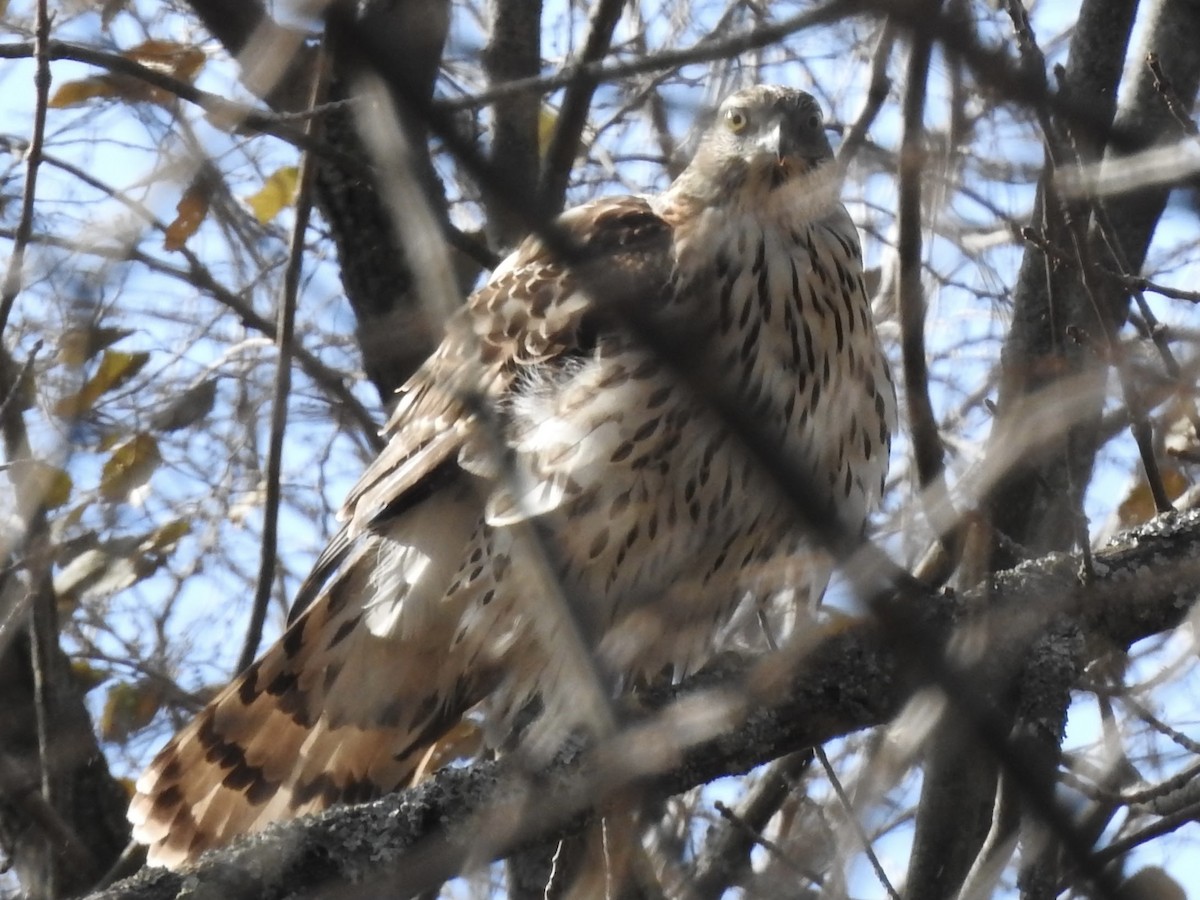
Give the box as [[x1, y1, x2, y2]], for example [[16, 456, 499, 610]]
[[724, 108, 749, 134]]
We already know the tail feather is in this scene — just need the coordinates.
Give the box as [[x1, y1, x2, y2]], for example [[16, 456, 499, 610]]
[[130, 485, 485, 868]]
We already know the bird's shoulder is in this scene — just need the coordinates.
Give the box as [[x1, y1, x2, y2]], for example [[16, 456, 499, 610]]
[[466, 194, 675, 356], [330, 195, 675, 547]]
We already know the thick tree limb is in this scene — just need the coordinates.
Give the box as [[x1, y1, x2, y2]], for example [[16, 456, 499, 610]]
[[90, 510, 1200, 900]]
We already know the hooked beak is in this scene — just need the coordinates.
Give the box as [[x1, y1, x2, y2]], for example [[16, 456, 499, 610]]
[[756, 120, 818, 170], [756, 121, 811, 183], [756, 122, 784, 160]]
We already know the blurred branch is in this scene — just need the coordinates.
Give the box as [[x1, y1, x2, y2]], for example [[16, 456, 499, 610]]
[[0, 40, 364, 172], [0, 225, 383, 453], [173, 0, 268, 61], [896, 10, 995, 896], [438, 0, 868, 111], [836, 20, 895, 170], [0, 14, 50, 335], [90, 509, 1200, 900], [895, 1, 951, 530]]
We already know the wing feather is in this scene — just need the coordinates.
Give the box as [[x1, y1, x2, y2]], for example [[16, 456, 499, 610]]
[[341, 194, 674, 536]]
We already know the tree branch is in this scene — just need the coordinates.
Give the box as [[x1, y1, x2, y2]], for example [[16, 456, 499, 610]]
[[91, 510, 1200, 900], [537, 0, 626, 213]]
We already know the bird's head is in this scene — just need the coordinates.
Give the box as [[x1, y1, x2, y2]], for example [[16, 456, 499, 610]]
[[670, 86, 837, 206]]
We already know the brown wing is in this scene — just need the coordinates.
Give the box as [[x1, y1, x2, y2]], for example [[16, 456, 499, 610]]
[[342, 194, 675, 534], [128, 195, 675, 868]]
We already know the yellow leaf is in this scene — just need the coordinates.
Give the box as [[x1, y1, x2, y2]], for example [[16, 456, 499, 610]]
[[244, 166, 299, 224], [91, 347, 150, 388], [57, 325, 133, 367], [537, 105, 558, 156], [100, 433, 160, 501], [164, 178, 211, 251], [6, 460, 73, 509], [100, 681, 163, 742], [53, 349, 149, 417], [49, 77, 120, 108], [1117, 467, 1190, 527], [143, 519, 191, 552], [70, 660, 110, 693]]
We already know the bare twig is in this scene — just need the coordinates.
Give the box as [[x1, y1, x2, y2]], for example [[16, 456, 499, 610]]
[[0, 39, 364, 172], [0, 16, 51, 334], [437, 0, 868, 111], [837, 20, 895, 170], [538, 0, 626, 212], [0, 225, 384, 452], [236, 45, 329, 674], [816, 746, 901, 900], [1089, 798, 1200, 868], [1146, 52, 1200, 136]]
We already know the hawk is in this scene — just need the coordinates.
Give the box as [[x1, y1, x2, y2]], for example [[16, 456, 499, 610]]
[[129, 85, 897, 868]]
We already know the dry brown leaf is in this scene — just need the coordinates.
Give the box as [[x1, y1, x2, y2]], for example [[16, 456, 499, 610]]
[[48, 39, 206, 109], [1117, 466, 1190, 527], [164, 178, 212, 250]]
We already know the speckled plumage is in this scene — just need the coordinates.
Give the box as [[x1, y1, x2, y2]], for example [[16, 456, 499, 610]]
[[129, 86, 897, 868]]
